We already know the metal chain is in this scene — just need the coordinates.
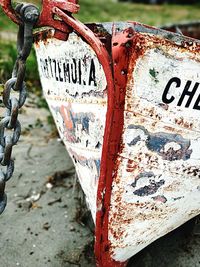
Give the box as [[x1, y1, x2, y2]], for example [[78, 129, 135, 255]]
[[0, 3, 39, 214]]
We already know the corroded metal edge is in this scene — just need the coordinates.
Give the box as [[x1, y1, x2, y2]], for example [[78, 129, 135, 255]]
[[161, 20, 200, 40], [34, 20, 200, 44]]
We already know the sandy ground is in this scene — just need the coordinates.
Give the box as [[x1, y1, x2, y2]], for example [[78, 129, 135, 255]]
[[0, 95, 95, 267], [0, 95, 200, 267]]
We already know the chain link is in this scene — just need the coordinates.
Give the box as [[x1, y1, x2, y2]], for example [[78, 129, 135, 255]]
[[0, 3, 39, 214]]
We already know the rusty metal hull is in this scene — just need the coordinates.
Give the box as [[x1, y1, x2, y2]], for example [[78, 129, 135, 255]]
[[34, 22, 200, 266]]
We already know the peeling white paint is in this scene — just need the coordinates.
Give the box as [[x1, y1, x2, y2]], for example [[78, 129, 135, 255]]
[[109, 37, 200, 262], [35, 31, 107, 99], [128, 47, 200, 133], [34, 31, 107, 220]]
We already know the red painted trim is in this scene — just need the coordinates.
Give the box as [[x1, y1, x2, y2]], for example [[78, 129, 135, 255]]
[[1, 0, 136, 263], [0, 0, 21, 25], [95, 27, 136, 267], [0, 0, 80, 40], [52, 9, 118, 266], [53, 10, 130, 265], [37, 0, 80, 37], [52, 10, 136, 266]]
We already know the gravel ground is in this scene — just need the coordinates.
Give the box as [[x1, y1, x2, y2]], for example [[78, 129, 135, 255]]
[[0, 96, 199, 267]]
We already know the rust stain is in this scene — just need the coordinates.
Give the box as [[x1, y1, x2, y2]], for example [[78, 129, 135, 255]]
[[175, 117, 194, 129], [108, 27, 200, 263], [163, 181, 181, 192], [34, 29, 55, 46]]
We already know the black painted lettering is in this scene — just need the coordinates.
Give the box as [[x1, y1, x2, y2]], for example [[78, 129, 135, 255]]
[[89, 59, 97, 86], [45, 59, 50, 78], [162, 77, 181, 104], [41, 58, 49, 78], [63, 62, 71, 83], [53, 59, 59, 81], [40, 59, 46, 77], [44, 60, 49, 78], [78, 59, 82, 85], [193, 93, 200, 110], [177, 81, 199, 107], [40, 56, 100, 87], [48, 57, 54, 77], [71, 58, 77, 84], [57, 61, 63, 82]]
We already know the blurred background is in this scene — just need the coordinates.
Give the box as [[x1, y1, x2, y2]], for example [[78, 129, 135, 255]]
[[118, 0, 197, 4]]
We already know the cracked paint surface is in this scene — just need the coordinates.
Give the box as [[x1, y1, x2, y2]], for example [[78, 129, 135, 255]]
[[108, 32, 200, 262], [34, 30, 107, 219]]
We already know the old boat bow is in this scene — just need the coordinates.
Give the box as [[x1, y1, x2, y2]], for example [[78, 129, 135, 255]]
[[1, 1, 200, 266], [33, 21, 200, 267]]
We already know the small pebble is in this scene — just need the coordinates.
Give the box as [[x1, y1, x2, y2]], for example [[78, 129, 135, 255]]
[[46, 183, 53, 189]]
